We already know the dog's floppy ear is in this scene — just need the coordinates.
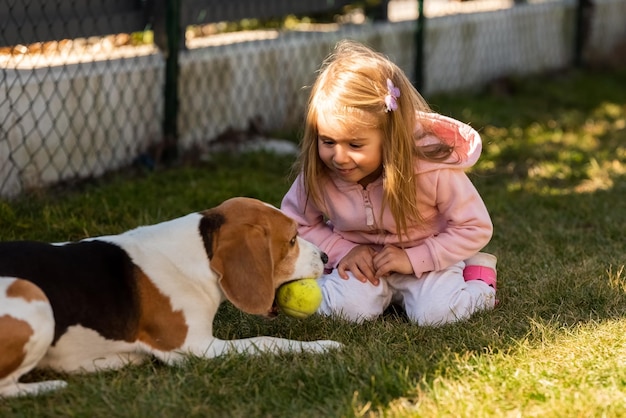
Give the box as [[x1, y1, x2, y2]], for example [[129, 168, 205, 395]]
[[211, 223, 275, 315]]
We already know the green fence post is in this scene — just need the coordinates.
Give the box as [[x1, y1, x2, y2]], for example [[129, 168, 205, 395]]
[[414, 0, 424, 91], [162, 0, 181, 162], [574, 0, 592, 67]]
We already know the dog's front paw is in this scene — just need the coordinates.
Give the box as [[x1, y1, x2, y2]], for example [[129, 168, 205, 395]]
[[0, 380, 67, 398], [307, 339, 343, 352]]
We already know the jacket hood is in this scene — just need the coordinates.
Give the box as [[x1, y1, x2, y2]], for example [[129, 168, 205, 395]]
[[414, 111, 482, 173]]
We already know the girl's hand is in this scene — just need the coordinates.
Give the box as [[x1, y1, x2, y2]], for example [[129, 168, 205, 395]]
[[337, 245, 377, 284], [373, 245, 414, 279]]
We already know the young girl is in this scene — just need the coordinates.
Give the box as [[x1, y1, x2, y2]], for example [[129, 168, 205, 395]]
[[281, 40, 497, 325]]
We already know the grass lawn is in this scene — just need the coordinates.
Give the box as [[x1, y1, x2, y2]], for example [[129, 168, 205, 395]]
[[1, 67, 625, 417]]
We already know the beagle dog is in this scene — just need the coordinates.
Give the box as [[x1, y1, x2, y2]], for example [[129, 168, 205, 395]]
[[0, 197, 340, 398]]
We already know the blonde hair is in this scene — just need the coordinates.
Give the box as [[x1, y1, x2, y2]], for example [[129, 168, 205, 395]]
[[294, 40, 454, 240]]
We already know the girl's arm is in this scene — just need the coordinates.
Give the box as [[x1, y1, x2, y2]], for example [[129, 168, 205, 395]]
[[281, 176, 359, 268], [405, 168, 493, 277]]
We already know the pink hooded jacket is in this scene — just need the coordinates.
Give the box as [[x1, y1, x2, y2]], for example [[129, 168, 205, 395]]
[[281, 112, 493, 277]]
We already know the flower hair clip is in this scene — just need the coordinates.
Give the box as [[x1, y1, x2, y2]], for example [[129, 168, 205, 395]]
[[384, 78, 400, 112]]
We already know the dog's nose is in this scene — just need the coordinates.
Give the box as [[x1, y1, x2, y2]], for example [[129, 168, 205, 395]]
[[320, 252, 328, 264]]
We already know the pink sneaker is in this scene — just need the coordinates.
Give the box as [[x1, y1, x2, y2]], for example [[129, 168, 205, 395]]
[[463, 252, 497, 291]]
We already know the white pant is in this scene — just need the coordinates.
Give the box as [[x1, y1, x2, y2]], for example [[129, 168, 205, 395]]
[[317, 261, 496, 326]]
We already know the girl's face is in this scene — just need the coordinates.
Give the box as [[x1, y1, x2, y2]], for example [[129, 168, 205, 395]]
[[316, 111, 384, 187]]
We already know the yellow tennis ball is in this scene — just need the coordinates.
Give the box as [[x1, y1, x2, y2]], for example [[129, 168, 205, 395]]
[[276, 278, 323, 319]]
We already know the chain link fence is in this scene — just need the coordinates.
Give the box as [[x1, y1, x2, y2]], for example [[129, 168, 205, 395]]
[[1, 0, 625, 198]]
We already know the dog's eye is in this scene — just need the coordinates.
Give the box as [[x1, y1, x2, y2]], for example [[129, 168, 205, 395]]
[[290, 236, 297, 246]]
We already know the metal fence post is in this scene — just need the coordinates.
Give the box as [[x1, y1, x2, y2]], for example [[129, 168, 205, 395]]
[[162, 0, 181, 162], [574, 0, 593, 67], [414, 0, 424, 91]]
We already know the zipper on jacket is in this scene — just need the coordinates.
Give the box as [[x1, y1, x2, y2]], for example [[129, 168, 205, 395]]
[[363, 190, 374, 227]]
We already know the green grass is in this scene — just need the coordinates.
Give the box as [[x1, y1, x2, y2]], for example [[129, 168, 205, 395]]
[[1, 67, 625, 417]]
